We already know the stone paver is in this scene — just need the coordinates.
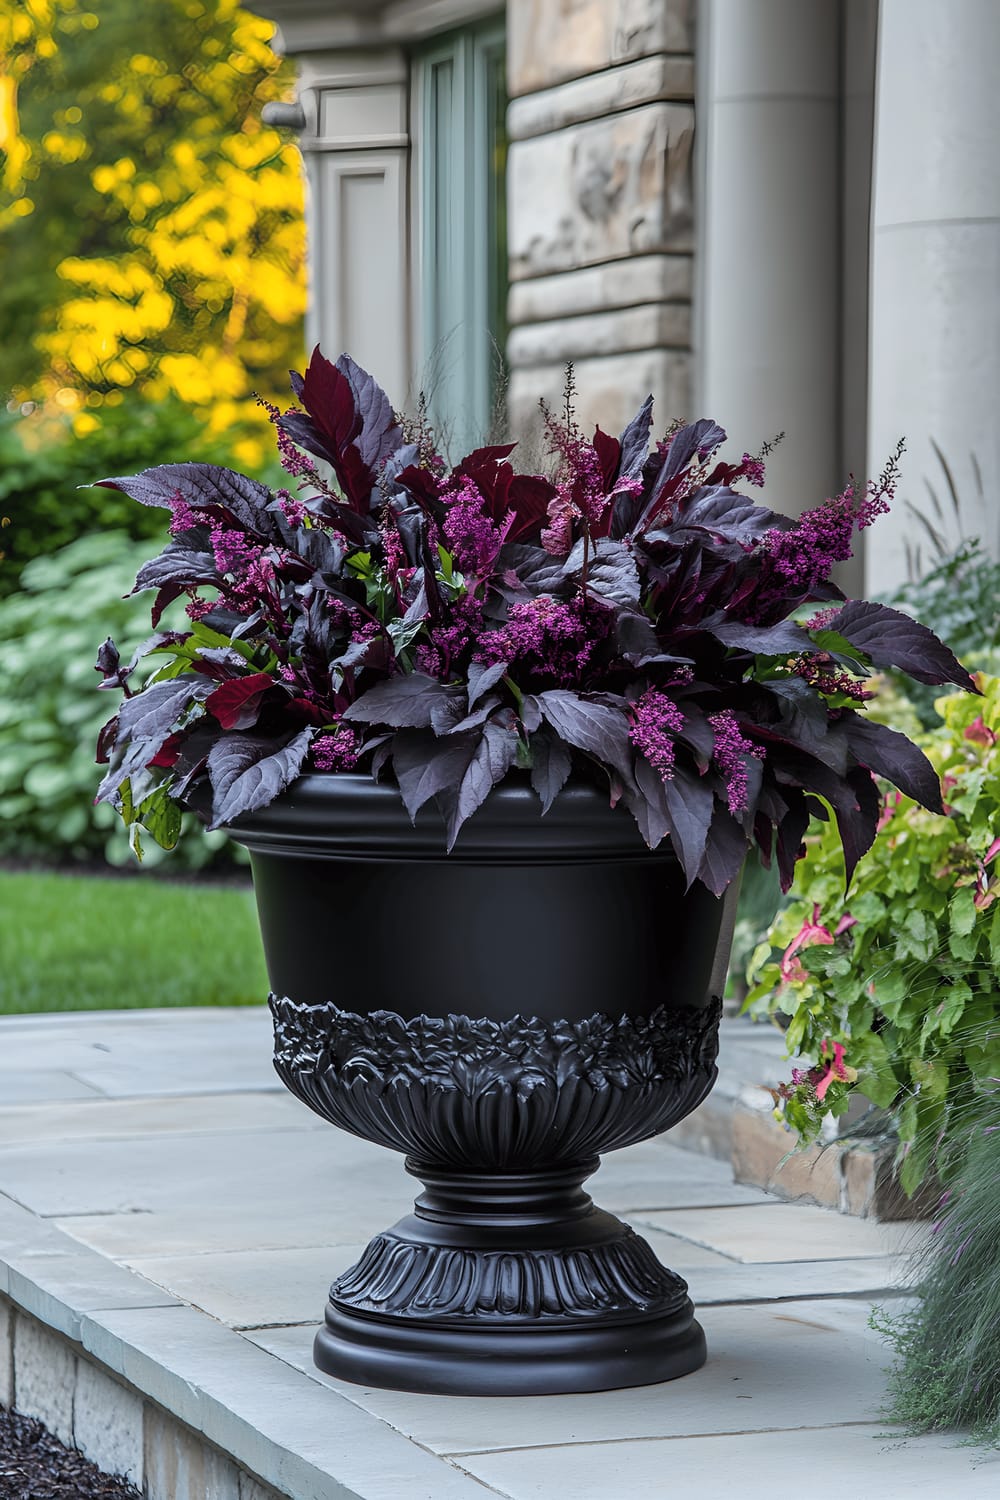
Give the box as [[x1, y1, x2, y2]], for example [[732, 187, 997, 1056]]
[[0, 1008, 986, 1498], [633, 1202, 926, 1262], [461, 1425, 1000, 1500], [248, 1297, 902, 1453]]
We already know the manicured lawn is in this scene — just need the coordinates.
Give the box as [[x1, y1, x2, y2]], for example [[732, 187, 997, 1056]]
[[0, 870, 268, 1013]]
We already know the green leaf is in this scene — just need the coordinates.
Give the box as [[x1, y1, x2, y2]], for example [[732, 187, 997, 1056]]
[[137, 789, 182, 851], [949, 886, 977, 938]]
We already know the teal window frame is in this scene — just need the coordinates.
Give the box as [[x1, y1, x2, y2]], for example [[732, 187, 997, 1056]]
[[414, 18, 508, 456]]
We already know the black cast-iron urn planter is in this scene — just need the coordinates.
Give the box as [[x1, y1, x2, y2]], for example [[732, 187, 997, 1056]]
[[228, 772, 736, 1396]]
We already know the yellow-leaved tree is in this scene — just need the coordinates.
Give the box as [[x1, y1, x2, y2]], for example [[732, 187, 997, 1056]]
[[0, 0, 305, 465]]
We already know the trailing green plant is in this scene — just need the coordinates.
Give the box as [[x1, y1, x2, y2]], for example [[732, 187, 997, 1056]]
[[0, 530, 236, 867], [873, 1085, 1000, 1446], [0, 396, 282, 596], [884, 539, 1000, 729], [746, 677, 1000, 1194]]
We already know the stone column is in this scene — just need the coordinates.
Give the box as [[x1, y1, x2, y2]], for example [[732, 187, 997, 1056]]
[[696, 0, 841, 518], [866, 0, 1000, 592], [505, 0, 696, 438]]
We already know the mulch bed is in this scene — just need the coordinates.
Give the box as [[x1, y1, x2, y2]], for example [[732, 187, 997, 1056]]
[[0, 1408, 140, 1500]]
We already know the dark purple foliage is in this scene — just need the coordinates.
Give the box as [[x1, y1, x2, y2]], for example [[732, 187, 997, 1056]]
[[94, 347, 975, 889]]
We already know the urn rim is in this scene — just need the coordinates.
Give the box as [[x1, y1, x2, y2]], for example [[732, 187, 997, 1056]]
[[226, 770, 677, 863]]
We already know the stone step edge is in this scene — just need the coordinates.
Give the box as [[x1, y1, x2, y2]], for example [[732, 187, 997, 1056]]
[[671, 1085, 933, 1222], [0, 1194, 490, 1500], [729, 1086, 937, 1221], [666, 1020, 932, 1222]]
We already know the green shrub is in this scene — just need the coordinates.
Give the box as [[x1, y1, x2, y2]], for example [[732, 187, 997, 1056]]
[[0, 396, 282, 596], [0, 530, 238, 867], [746, 677, 1000, 1194]]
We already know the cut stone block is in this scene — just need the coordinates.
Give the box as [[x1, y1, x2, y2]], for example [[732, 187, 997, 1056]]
[[732, 1084, 940, 1220], [509, 0, 692, 96], [0, 1295, 12, 1407], [509, 54, 694, 139], [507, 255, 691, 325], [145, 1406, 240, 1500], [508, 303, 691, 368], [13, 1310, 76, 1444], [508, 103, 694, 280], [508, 349, 691, 444], [74, 1359, 144, 1485], [732, 1086, 843, 1208]]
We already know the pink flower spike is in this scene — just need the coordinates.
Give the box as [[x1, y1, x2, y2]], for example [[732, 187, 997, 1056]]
[[834, 913, 857, 937], [984, 835, 1000, 865]]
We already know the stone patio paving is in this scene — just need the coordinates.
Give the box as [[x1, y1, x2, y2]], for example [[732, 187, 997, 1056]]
[[1, 1006, 997, 1498]]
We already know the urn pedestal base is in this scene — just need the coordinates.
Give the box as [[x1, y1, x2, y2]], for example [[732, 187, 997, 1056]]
[[314, 1159, 706, 1396]]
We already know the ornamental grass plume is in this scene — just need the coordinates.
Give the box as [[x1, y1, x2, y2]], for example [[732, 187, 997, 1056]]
[[874, 1067, 1000, 1447]]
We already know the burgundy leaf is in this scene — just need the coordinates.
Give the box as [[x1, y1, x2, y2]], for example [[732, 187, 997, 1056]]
[[131, 544, 219, 626], [626, 756, 673, 848], [562, 537, 641, 605], [205, 673, 277, 731], [832, 765, 881, 889], [519, 694, 544, 733], [698, 807, 748, 897], [674, 485, 791, 543], [506, 474, 557, 542], [468, 660, 510, 709], [207, 728, 313, 828], [495, 544, 567, 598], [775, 793, 811, 892], [529, 728, 572, 814], [148, 731, 184, 769], [390, 729, 479, 820], [169, 722, 224, 803], [95, 713, 119, 765], [617, 395, 654, 483], [661, 766, 714, 885], [842, 714, 944, 813], [537, 690, 634, 782], [707, 617, 813, 657], [116, 674, 214, 748], [98, 464, 275, 536], [827, 600, 976, 689], [592, 427, 621, 491], [336, 351, 403, 476], [437, 714, 521, 849], [343, 673, 460, 730]]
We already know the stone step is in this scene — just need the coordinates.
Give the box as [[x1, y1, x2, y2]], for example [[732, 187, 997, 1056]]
[[674, 1018, 933, 1222]]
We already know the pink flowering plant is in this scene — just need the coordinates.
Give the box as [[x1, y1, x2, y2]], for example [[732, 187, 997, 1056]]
[[94, 349, 973, 891], [747, 678, 1000, 1191]]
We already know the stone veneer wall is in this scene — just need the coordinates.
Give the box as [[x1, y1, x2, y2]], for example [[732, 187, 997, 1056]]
[[505, 0, 695, 437], [0, 1297, 281, 1500]]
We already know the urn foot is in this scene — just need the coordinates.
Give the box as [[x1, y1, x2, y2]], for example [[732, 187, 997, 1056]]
[[314, 1159, 707, 1395]]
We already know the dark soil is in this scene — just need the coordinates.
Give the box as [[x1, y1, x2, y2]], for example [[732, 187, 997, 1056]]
[[0, 1407, 141, 1500]]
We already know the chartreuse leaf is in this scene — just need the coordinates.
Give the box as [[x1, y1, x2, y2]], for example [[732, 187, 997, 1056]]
[[136, 789, 183, 852]]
